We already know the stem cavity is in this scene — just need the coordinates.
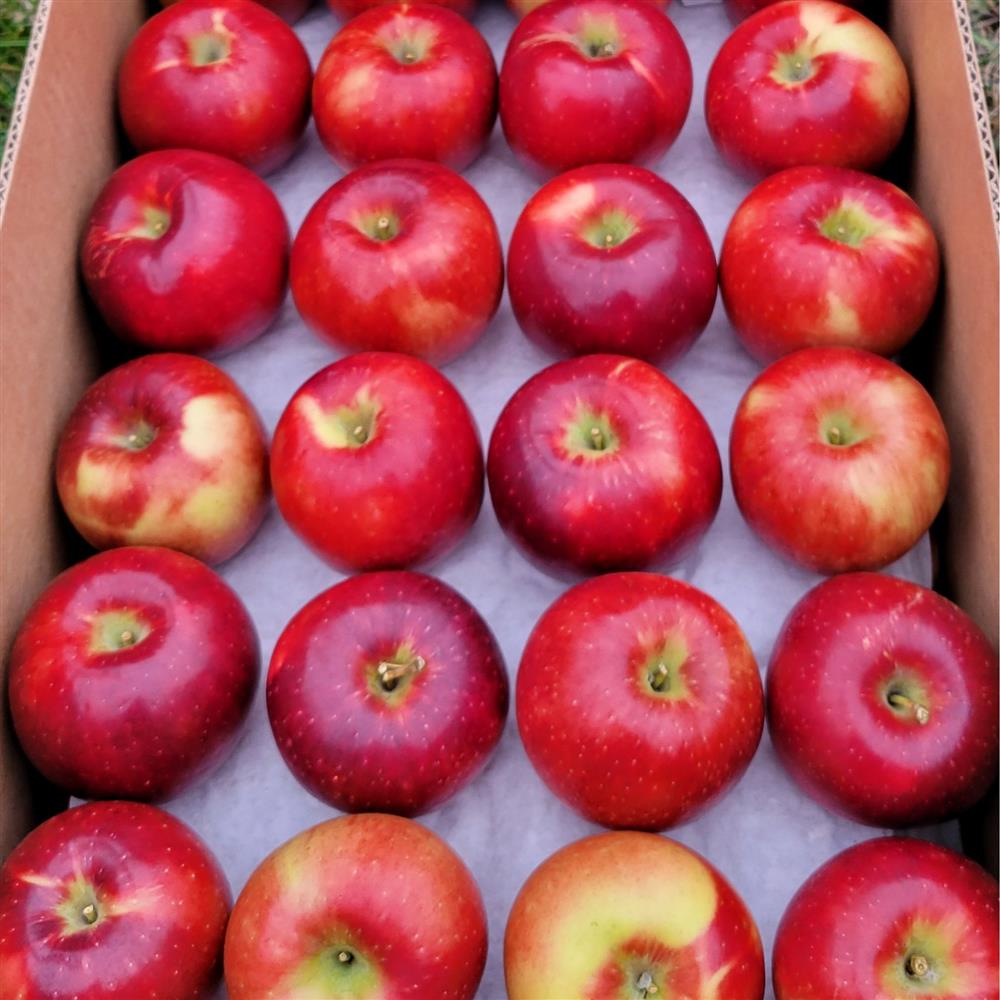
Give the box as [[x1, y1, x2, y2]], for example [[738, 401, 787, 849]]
[[377, 655, 426, 692]]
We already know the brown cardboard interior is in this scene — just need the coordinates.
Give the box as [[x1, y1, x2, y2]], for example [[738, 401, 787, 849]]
[[1, 0, 997, 864]]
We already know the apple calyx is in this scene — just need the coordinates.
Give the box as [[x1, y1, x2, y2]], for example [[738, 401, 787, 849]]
[[771, 48, 816, 86], [819, 411, 868, 449], [118, 418, 158, 451], [90, 610, 151, 655], [818, 204, 877, 248], [905, 953, 932, 980], [337, 950, 355, 965], [582, 209, 638, 250], [127, 206, 171, 242], [306, 389, 381, 450]]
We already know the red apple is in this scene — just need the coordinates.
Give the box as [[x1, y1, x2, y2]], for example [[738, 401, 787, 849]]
[[0, 801, 230, 1000], [706, 0, 909, 176], [729, 347, 950, 573], [162, 0, 314, 23], [55, 354, 269, 566], [224, 813, 487, 999], [271, 352, 483, 571], [518, 573, 763, 829], [508, 0, 669, 18], [773, 837, 999, 1000], [505, 831, 764, 999], [767, 573, 999, 827], [720, 166, 940, 362], [725, 0, 858, 21], [314, 5, 497, 171], [8, 546, 259, 801], [291, 160, 503, 364], [268, 571, 507, 815], [328, 0, 475, 19], [499, 0, 692, 174], [487, 355, 721, 575], [118, 0, 311, 174], [80, 150, 289, 355], [508, 164, 717, 364]]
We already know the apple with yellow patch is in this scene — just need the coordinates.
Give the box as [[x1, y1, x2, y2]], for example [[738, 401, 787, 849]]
[[505, 831, 765, 999], [706, 0, 909, 175], [773, 838, 999, 1000], [721, 166, 940, 362], [290, 160, 503, 365], [730, 347, 950, 574], [224, 813, 488, 999], [56, 354, 269, 565]]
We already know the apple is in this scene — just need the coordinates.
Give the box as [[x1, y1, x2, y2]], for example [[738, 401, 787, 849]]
[[55, 353, 269, 566], [724, 0, 857, 21], [508, 0, 669, 19], [80, 150, 289, 355], [499, 0, 692, 175], [291, 160, 503, 364], [0, 801, 230, 1000], [119, 0, 311, 174], [487, 354, 721, 575], [8, 546, 259, 802], [505, 831, 765, 999], [773, 837, 999, 1000], [508, 163, 717, 364], [224, 813, 487, 999], [767, 572, 999, 827], [268, 571, 507, 815], [518, 573, 763, 829], [720, 166, 940, 362], [161, 0, 314, 24], [271, 352, 483, 571], [706, 0, 910, 176], [313, 5, 497, 171], [729, 347, 950, 574], [328, 0, 475, 19]]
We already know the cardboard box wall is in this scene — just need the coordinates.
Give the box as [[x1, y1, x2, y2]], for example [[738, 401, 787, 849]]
[[1, 0, 997, 864]]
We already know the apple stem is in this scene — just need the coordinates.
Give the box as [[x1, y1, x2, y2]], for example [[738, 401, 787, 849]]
[[377, 655, 426, 692], [337, 950, 354, 966], [119, 630, 135, 647], [589, 426, 605, 450], [81, 903, 98, 925], [905, 953, 930, 979], [887, 692, 930, 725], [636, 971, 658, 997], [648, 662, 670, 693], [352, 424, 367, 444], [377, 216, 390, 233], [827, 426, 842, 445]]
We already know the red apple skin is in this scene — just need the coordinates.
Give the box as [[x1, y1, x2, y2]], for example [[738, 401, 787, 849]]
[[271, 352, 483, 571], [706, 0, 909, 176], [118, 0, 311, 175], [161, 0, 314, 24], [328, 0, 475, 19], [268, 572, 508, 816], [499, 0, 693, 175], [508, 164, 717, 364], [314, 5, 497, 171], [505, 831, 765, 1000], [508, 0, 669, 19], [720, 166, 939, 362], [767, 573, 999, 828], [773, 838, 1000, 1000], [224, 814, 487, 1000], [55, 354, 269, 566], [724, 0, 858, 21], [80, 150, 289, 356], [487, 355, 722, 575], [291, 160, 503, 364], [729, 347, 950, 574], [0, 801, 230, 1000], [8, 546, 259, 802], [518, 573, 763, 830]]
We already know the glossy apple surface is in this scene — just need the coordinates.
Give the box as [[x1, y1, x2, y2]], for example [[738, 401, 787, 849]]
[[773, 837, 999, 1000], [55, 354, 269, 565], [0, 801, 230, 1000], [508, 164, 716, 363], [268, 572, 508, 815], [499, 0, 692, 174], [119, 0, 310, 174], [767, 573, 999, 827], [508, 0, 668, 18], [505, 831, 764, 999], [162, 0, 313, 24], [328, 0, 475, 18], [518, 573, 763, 829], [730, 347, 949, 573], [706, 0, 909, 175], [271, 352, 483, 570], [224, 814, 487, 999], [314, 5, 496, 171], [721, 166, 939, 362], [291, 160, 503, 364], [488, 355, 721, 575], [9, 546, 258, 801], [81, 150, 288, 355], [724, 0, 857, 20]]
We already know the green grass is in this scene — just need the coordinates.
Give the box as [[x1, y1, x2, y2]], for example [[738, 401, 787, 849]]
[[969, 0, 999, 158], [1, 0, 38, 154]]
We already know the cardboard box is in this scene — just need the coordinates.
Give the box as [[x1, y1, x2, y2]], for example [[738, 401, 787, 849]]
[[1, 0, 997, 872]]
